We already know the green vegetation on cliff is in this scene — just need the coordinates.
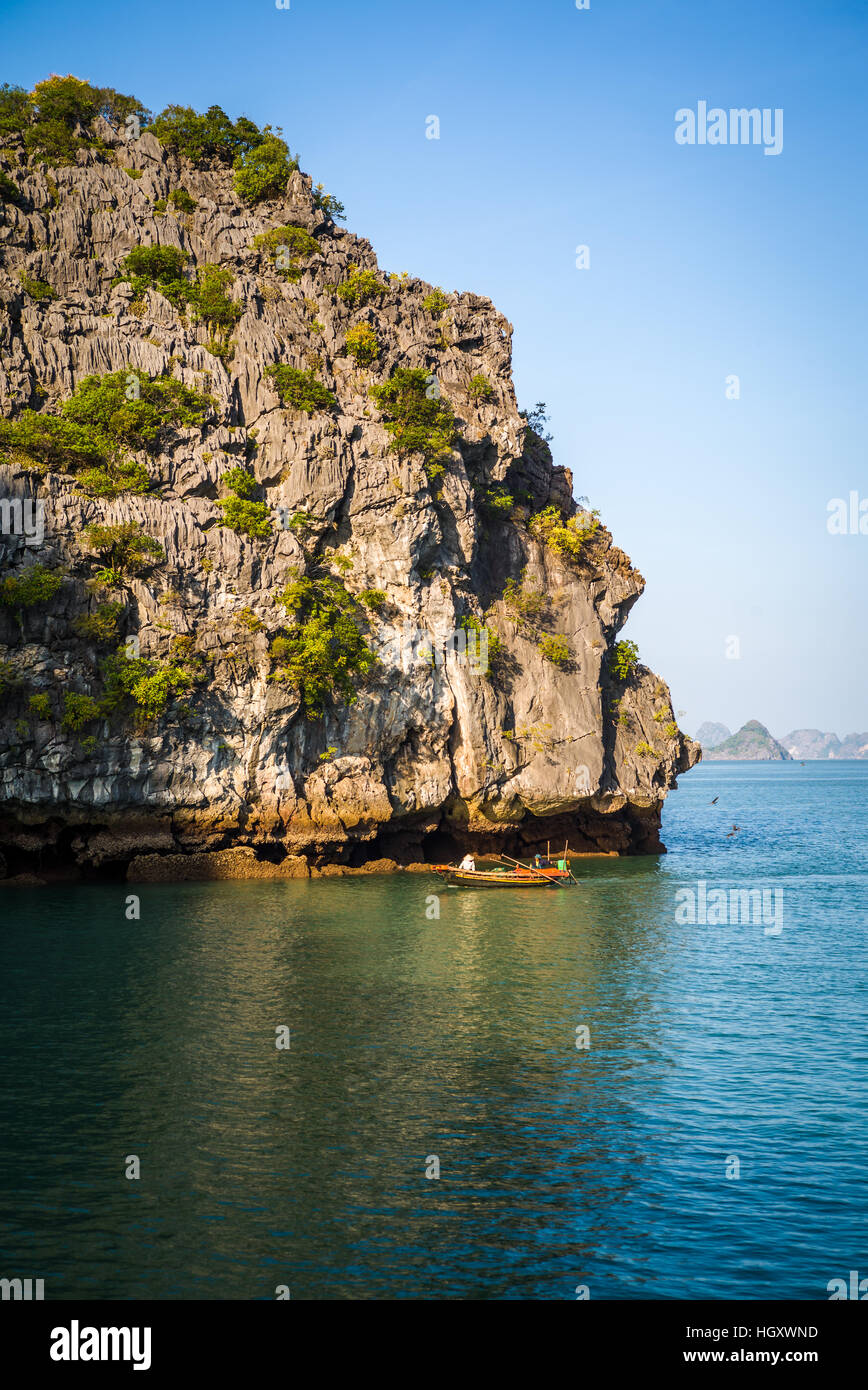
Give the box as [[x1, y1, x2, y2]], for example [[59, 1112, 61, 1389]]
[[253, 224, 320, 281], [501, 570, 547, 628], [1, 75, 150, 164], [271, 575, 377, 716], [114, 248, 240, 334], [610, 639, 640, 680], [149, 104, 259, 163], [538, 634, 571, 667], [28, 692, 52, 720], [73, 601, 125, 644], [479, 485, 514, 520], [0, 369, 213, 497], [458, 614, 503, 681], [78, 521, 164, 586], [114, 245, 189, 308], [0, 169, 20, 202], [216, 467, 272, 539], [344, 323, 379, 365], [312, 184, 345, 222], [149, 104, 299, 203], [233, 132, 298, 204], [529, 504, 600, 560], [62, 370, 214, 450], [370, 368, 456, 483], [97, 637, 205, 724], [467, 373, 493, 402], [422, 288, 449, 318], [1, 78, 342, 227], [0, 412, 112, 475], [335, 268, 384, 309], [265, 364, 336, 414], [0, 564, 63, 611], [18, 274, 56, 300]]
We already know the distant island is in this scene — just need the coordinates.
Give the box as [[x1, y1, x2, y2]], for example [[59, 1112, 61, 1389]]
[[695, 721, 868, 760], [694, 722, 731, 750], [782, 729, 868, 760], [701, 721, 791, 761]]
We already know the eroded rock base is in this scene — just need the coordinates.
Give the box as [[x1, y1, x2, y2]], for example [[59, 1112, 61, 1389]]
[[0, 801, 665, 884]]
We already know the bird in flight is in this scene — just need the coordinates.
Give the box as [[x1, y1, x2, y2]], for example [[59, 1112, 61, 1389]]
[[710, 796, 719, 804]]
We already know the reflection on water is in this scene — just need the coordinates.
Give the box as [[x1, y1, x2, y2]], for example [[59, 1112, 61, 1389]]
[[0, 763, 866, 1298]]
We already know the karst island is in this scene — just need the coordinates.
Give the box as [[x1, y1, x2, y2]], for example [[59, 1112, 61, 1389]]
[[0, 77, 699, 883]]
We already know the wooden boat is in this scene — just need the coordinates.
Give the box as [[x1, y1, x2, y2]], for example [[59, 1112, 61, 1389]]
[[432, 855, 575, 888]]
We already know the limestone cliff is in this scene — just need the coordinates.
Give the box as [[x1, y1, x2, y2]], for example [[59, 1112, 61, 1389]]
[[0, 99, 698, 881]]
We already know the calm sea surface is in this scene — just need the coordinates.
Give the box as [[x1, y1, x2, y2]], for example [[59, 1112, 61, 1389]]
[[0, 762, 865, 1300]]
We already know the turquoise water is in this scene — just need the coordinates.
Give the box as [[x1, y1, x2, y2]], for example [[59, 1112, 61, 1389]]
[[0, 762, 865, 1300]]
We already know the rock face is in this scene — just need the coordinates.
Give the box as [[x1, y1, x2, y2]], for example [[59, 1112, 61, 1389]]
[[695, 721, 731, 750], [0, 115, 699, 880], [702, 721, 791, 762]]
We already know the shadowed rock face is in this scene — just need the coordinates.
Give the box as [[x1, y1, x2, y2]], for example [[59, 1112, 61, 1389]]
[[0, 118, 698, 880]]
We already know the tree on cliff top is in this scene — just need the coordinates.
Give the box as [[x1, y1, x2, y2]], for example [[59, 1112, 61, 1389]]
[[150, 103, 298, 203], [149, 104, 261, 164], [233, 131, 298, 204], [0, 76, 151, 162]]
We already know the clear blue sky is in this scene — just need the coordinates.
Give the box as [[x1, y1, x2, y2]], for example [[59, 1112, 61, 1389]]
[[4, 0, 866, 737]]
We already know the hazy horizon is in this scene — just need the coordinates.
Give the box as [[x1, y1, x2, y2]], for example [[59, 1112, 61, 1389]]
[[686, 718, 867, 741]]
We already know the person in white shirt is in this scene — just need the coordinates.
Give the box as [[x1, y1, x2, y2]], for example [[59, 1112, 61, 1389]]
[[459, 853, 476, 871]]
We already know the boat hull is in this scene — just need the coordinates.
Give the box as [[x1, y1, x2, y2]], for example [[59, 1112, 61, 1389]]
[[432, 865, 572, 888]]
